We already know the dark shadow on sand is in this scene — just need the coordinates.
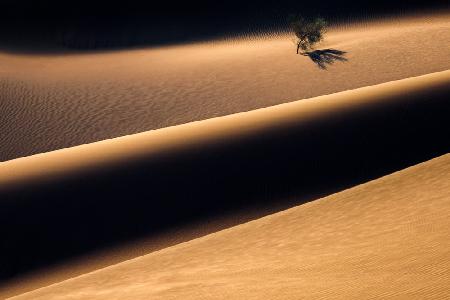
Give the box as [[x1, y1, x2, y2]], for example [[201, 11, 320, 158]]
[[0, 1, 445, 54], [0, 76, 449, 290], [302, 49, 348, 69]]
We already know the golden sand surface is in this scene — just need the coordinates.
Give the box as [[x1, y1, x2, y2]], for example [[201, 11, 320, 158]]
[[0, 13, 449, 160], [0, 14, 450, 299], [1, 69, 448, 188], [10, 153, 450, 299], [1, 69, 449, 299]]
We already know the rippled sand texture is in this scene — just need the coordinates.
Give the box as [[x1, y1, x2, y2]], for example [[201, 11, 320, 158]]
[[1, 70, 448, 299], [0, 13, 449, 161], [10, 154, 450, 300]]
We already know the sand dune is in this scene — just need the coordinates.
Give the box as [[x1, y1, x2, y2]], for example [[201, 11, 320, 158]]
[[9, 153, 450, 299], [1, 12, 449, 297], [1, 70, 449, 297], [1, 70, 449, 187], [0, 13, 449, 161]]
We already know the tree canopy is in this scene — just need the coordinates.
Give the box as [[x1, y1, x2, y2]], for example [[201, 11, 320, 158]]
[[289, 15, 327, 54]]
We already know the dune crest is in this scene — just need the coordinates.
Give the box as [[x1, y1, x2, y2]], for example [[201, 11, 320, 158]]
[[1, 70, 449, 297], [10, 153, 450, 299], [1, 13, 449, 161], [1, 70, 449, 187]]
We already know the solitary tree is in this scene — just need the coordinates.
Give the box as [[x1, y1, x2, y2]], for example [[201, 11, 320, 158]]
[[289, 15, 327, 54]]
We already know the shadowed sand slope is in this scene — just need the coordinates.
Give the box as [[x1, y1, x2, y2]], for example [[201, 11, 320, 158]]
[[11, 153, 450, 299], [1, 70, 449, 295], [0, 13, 449, 161]]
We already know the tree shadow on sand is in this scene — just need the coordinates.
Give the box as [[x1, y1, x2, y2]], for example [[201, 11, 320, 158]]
[[302, 49, 348, 70]]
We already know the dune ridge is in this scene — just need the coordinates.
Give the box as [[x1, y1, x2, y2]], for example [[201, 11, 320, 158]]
[[0, 70, 449, 296], [1, 13, 449, 161], [1, 70, 449, 187], [10, 153, 450, 299]]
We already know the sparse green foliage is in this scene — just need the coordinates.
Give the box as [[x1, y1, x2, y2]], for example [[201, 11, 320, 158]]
[[289, 15, 327, 54]]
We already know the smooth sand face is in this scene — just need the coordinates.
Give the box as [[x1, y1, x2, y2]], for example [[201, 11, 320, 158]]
[[10, 154, 450, 300], [0, 13, 449, 161]]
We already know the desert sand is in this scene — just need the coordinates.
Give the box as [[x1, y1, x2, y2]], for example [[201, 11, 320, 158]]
[[0, 13, 449, 161], [1, 11, 450, 299], [1, 69, 449, 298], [1, 69, 449, 187], [9, 153, 450, 299]]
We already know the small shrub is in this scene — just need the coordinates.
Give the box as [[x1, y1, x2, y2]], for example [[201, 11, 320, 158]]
[[289, 15, 327, 54]]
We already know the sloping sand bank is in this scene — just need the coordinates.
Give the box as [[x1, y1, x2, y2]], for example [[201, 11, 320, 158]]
[[1, 70, 449, 295], [10, 153, 450, 299], [1, 13, 449, 161]]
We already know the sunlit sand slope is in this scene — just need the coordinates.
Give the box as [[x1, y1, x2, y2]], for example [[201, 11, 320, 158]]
[[11, 153, 450, 299], [0, 13, 449, 160], [1, 70, 449, 187], [1, 70, 449, 297]]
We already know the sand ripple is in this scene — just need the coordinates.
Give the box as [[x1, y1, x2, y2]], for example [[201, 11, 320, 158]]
[[0, 14, 449, 161]]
